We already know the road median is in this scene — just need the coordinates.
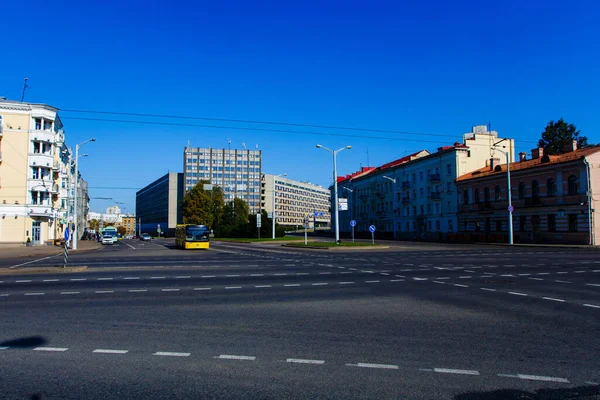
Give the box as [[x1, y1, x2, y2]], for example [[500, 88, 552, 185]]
[[0, 266, 88, 275]]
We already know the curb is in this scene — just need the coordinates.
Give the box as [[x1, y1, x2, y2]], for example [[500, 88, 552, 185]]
[[477, 243, 600, 250], [0, 266, 88, 275], [282, 244, 390, 251]]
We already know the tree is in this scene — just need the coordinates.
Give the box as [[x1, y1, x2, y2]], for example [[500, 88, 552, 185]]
[[117, 226, 127, 236], [538, 118, 589, 155], [181, 181, 224, 229], [89, 219, 100, 232], [219, 198, 250, 237]]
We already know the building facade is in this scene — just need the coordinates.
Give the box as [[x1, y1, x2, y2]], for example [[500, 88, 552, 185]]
[[456, 143, 600, 245], [136, 172, 183, 237], [0, 99, 87, 246], [261, 174, 330, 228], [121, 215, 137, 236], [183, 146, 262, 213], [336, 126, 515, 240]]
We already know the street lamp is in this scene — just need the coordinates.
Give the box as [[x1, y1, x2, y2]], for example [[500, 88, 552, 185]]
[[316, 144, 352, 244], [342, 187, 354, 224], [272, 173, 286, 239], [382, 176, 397, 239], [73, 138, 96, 250], [492, 144, 513, 245]]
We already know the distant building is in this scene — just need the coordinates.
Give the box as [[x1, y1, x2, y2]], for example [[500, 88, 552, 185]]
[[456, 142, 600, 244], [336, 125, 515, 240], [121, 215, 136, 236], [183, 146, 262, 213], [0, 98, 87, 246], [135, 172, 183, 237], [261, 174, 330, 228]]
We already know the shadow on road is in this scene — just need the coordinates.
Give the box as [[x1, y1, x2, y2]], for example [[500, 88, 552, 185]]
[[454, 384, 600, 399], [0, 335, 47, 348]]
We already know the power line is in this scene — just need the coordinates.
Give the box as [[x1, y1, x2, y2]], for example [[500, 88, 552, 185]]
[[60, 116, 540, 146]]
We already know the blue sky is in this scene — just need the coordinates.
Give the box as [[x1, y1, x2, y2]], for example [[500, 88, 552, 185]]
[[1, 0, 598, 213]]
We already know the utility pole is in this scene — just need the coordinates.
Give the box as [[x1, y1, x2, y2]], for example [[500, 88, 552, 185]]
[[21, 78, 29, 102]]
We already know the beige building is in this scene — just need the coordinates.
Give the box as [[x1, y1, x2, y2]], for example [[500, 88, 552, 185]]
[[456, 142, 600, 244], [0, 98, 87, 246], [261, 174, 330, 228]]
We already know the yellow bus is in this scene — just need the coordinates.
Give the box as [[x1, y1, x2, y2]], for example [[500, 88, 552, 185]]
[[175, 224, 210, 249]]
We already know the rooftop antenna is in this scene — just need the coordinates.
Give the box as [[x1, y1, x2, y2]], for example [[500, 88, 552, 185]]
[[255, 144, 259, 149], [366, 148, 370, 167], [21, 78, 29, 102], [187, 140, 191, 149], [242, 142, 246, 150]]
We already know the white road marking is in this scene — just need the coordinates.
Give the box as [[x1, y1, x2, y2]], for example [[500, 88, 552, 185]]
[[380, 273, 390, 276], [226, 274, 240, 277], [71, 278, 86, 281], [274, 273, 288, 276], [433, 368, 480, 375], [583, 303, 600, 309], [61, 292, 80, 295], [390, 279, 404, 282], [585, 284, 600, 287], [255, 285, 272, 288], [95, 291, 114, 294], [286, 358, 324, 365], [347, 363, 399, 370], [150, 277, 166, 279], [217, 354, 256, 361], [312, 283, 328, 286], [161, 289, 180, 292], [555, 280, 571, 284], [340, 282, 354, 285], [509, 292, 528, 296], [121, 241, 136, 249], [454, 284, 468, 288], [529, 278, 544, 281], [93, 349, 129, 354], [318, 272, 332, 275], [9, 254, 60, 269], [193, 287, 211, 291], [250, 274, 264, 277], [464, 270, 476, 273], [34, 347, 68, 352], [43, 279, 59, 282], [413, 278, 428, 281], [124, 277, 140, 280], [480, 288, 496, 292], [129, 289, 147, 293], [436, 277, 450, 280], [154, 352, 190, 357], [25, 293, 45, 296], [518, 274, 531, 276], [459, 276, 472, 279], [365, 280, 380, 283], [175, 276, 191, 279], [16, 280, 32, 283], [538, 273, 550, 275], [225, 286, 242, 289], [0, 346, 8, 350], [433, 281, 446, 284], [284, 284, 300, 287], [542, 297, 565, 302], [575, 270, 586, 273], [97, 278, 113, 281], [0, 294, 9, 297], [497, 373, 569, 383]]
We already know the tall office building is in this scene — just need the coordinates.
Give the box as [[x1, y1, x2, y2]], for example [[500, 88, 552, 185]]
[[183, 146, 263, 213], [136, 172, 183, 237]]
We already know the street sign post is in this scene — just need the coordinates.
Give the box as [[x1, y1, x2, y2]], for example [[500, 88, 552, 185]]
[[63, 227, 70, 268], [350, 220, 357, 243], [303, 215, 309, 245], [256, 213, 262, 240], [508, 205, 514, 213], [369, 225, 376, 245]]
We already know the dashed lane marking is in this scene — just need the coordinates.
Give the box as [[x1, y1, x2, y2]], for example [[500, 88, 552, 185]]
[[480, 288, 496, 292], [312, 283, 328, 286], [555, 280, 572, 284], [43, 279, 59, 282], [93, 349, 129, 354], [347, 363, 399, 370], [161, 288, 180, 292], [154, 352, 190, 357], [585, 284, 600, 287], [97, 278, 113, 281], [33, 347, 68, 352], [583, 304, 600, 309], [287, 358, 325, 365], [225, 286, 242, 289], [340, 282, 355, 285], [284, 284, 300, 287], [365, 280, 380, 283], [193, 287, 211, 291], [129, 289, 147, 293], [432, 368, 480, 376], [497, 374, 569, 383], [95, 290, 114, 294], [124, 277, 140, 280], [255, 285, 271, 288], [454, 284, 468, 288], [508, 292, 528, 297], [150, 277, 166, 279], [24, 293, 45, 296], [16, 280, 32, 283], [61, 292, 80, 295], [216, 354, 256, 361], [542, 297, 566, 302]]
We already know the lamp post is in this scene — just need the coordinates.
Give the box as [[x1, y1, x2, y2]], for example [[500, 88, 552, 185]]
[[342, 187, 354, 223], [493, 145, 513, 245], [272, 173, 286, 239], [73, 138, 96, 250], [316, 144, 351, 244], [383, 176, 397, 239]]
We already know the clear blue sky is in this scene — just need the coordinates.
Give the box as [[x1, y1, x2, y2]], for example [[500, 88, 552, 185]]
[[1, 0, 598, 213]]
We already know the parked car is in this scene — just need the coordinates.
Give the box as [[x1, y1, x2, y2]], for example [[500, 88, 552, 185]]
[[102, 235, 114, 245], [140, 233, 152, 241]]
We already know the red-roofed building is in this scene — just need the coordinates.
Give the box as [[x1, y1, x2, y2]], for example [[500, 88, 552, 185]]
[[334, 126, 515, 240], [455, 142, 600, 244]]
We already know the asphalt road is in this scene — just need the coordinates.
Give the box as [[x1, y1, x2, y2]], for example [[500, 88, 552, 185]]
[[1, 240, 599, 399]]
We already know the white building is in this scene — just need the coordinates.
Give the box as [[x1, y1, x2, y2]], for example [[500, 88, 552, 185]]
[[261, 174, 330, 228], [336, 126, 515, 240]]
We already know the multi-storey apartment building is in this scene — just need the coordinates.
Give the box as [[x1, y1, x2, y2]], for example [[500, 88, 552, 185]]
[[456, 142, 600, 244], [336, 126, 515, 240], [136, 172, 183, 237], [183, 146, 263, 213], [121, 215, 137, 236], [261, 174, 330, 228], [0, 99, 87, 246]]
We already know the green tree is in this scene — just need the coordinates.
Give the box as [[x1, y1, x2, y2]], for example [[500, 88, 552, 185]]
[[219, 198, 250, 237], [89, 219, 100, 232], [538, 118, 589, 155], [117, 226, 127, 236], [181, 180, 224, 229]]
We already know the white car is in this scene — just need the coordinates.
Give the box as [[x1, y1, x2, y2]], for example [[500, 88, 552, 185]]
[[102, 235, 115, 245]]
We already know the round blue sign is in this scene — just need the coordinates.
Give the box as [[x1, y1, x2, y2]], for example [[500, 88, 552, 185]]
[[508, 205, 514, 212], [369, 225, 376, 233], [350, 220, 357, 227]]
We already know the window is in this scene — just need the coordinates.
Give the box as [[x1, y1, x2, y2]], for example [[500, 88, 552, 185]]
[[448, 220, 453, 232], [412, 173, 416, 182], [34, 118, 42, 130], [406, 222, 410, 231], [548, 214, 556, 232], [428, 221, 432, 231], [420, 205, 424, 215], [568, 175, 578, 195], [463, 190, 469, 205], [496, 220, 502, 232], [447, 182, 452, 192], [447, 164, 452, 175], [518, 183, 525, 199], [520, 215, 526, 232], [495, 185, 501, 201], [484, 187, 490, 204], [436, 220, 440, 231], [547, 178, 556, 197], [419, 172, 423, 181], [420, 188, 424, 198], [568, 214, 578, 232], [435, 204, 440, 213], [474, 189, 480, 204], [412, 206, 416, 215], [532, 180, 540, 199], [427, 204, 431, 213]]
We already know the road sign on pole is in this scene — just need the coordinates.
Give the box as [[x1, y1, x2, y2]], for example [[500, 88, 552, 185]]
[[257, 213, 261, 239], [369, 225, 376, 245], [508, 205, 514, 213], [350, 220, 356, 243], [63, 227, 70, 268]]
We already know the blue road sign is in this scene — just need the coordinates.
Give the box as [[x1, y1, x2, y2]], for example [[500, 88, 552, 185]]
[[64, 227, 70, 241], [369, 225, 376, 233], [508, 205, 514, 212], [350, 220, 357, 227]]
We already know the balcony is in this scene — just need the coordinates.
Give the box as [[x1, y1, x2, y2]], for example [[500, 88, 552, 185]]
[[401, 197, 411, 204], [402, 181, 411, 190], [29, 153, 54, 167], [428, 173, 441, 183], [31, 130, 55, 143], [429, 192, 441, 201], [27, 204, 53, 217]]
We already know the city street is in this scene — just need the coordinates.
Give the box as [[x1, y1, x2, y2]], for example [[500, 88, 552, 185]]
[[1, 240, 599, 399]]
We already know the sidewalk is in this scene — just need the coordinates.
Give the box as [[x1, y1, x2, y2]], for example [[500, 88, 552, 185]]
[[0, 240, 102, 259]]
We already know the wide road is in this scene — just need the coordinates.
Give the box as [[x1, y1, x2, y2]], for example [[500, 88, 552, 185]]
[[1, 240, 599, 399]]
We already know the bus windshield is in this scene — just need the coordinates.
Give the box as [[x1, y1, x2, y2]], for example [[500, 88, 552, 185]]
[[186, 225, 209, 242]]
